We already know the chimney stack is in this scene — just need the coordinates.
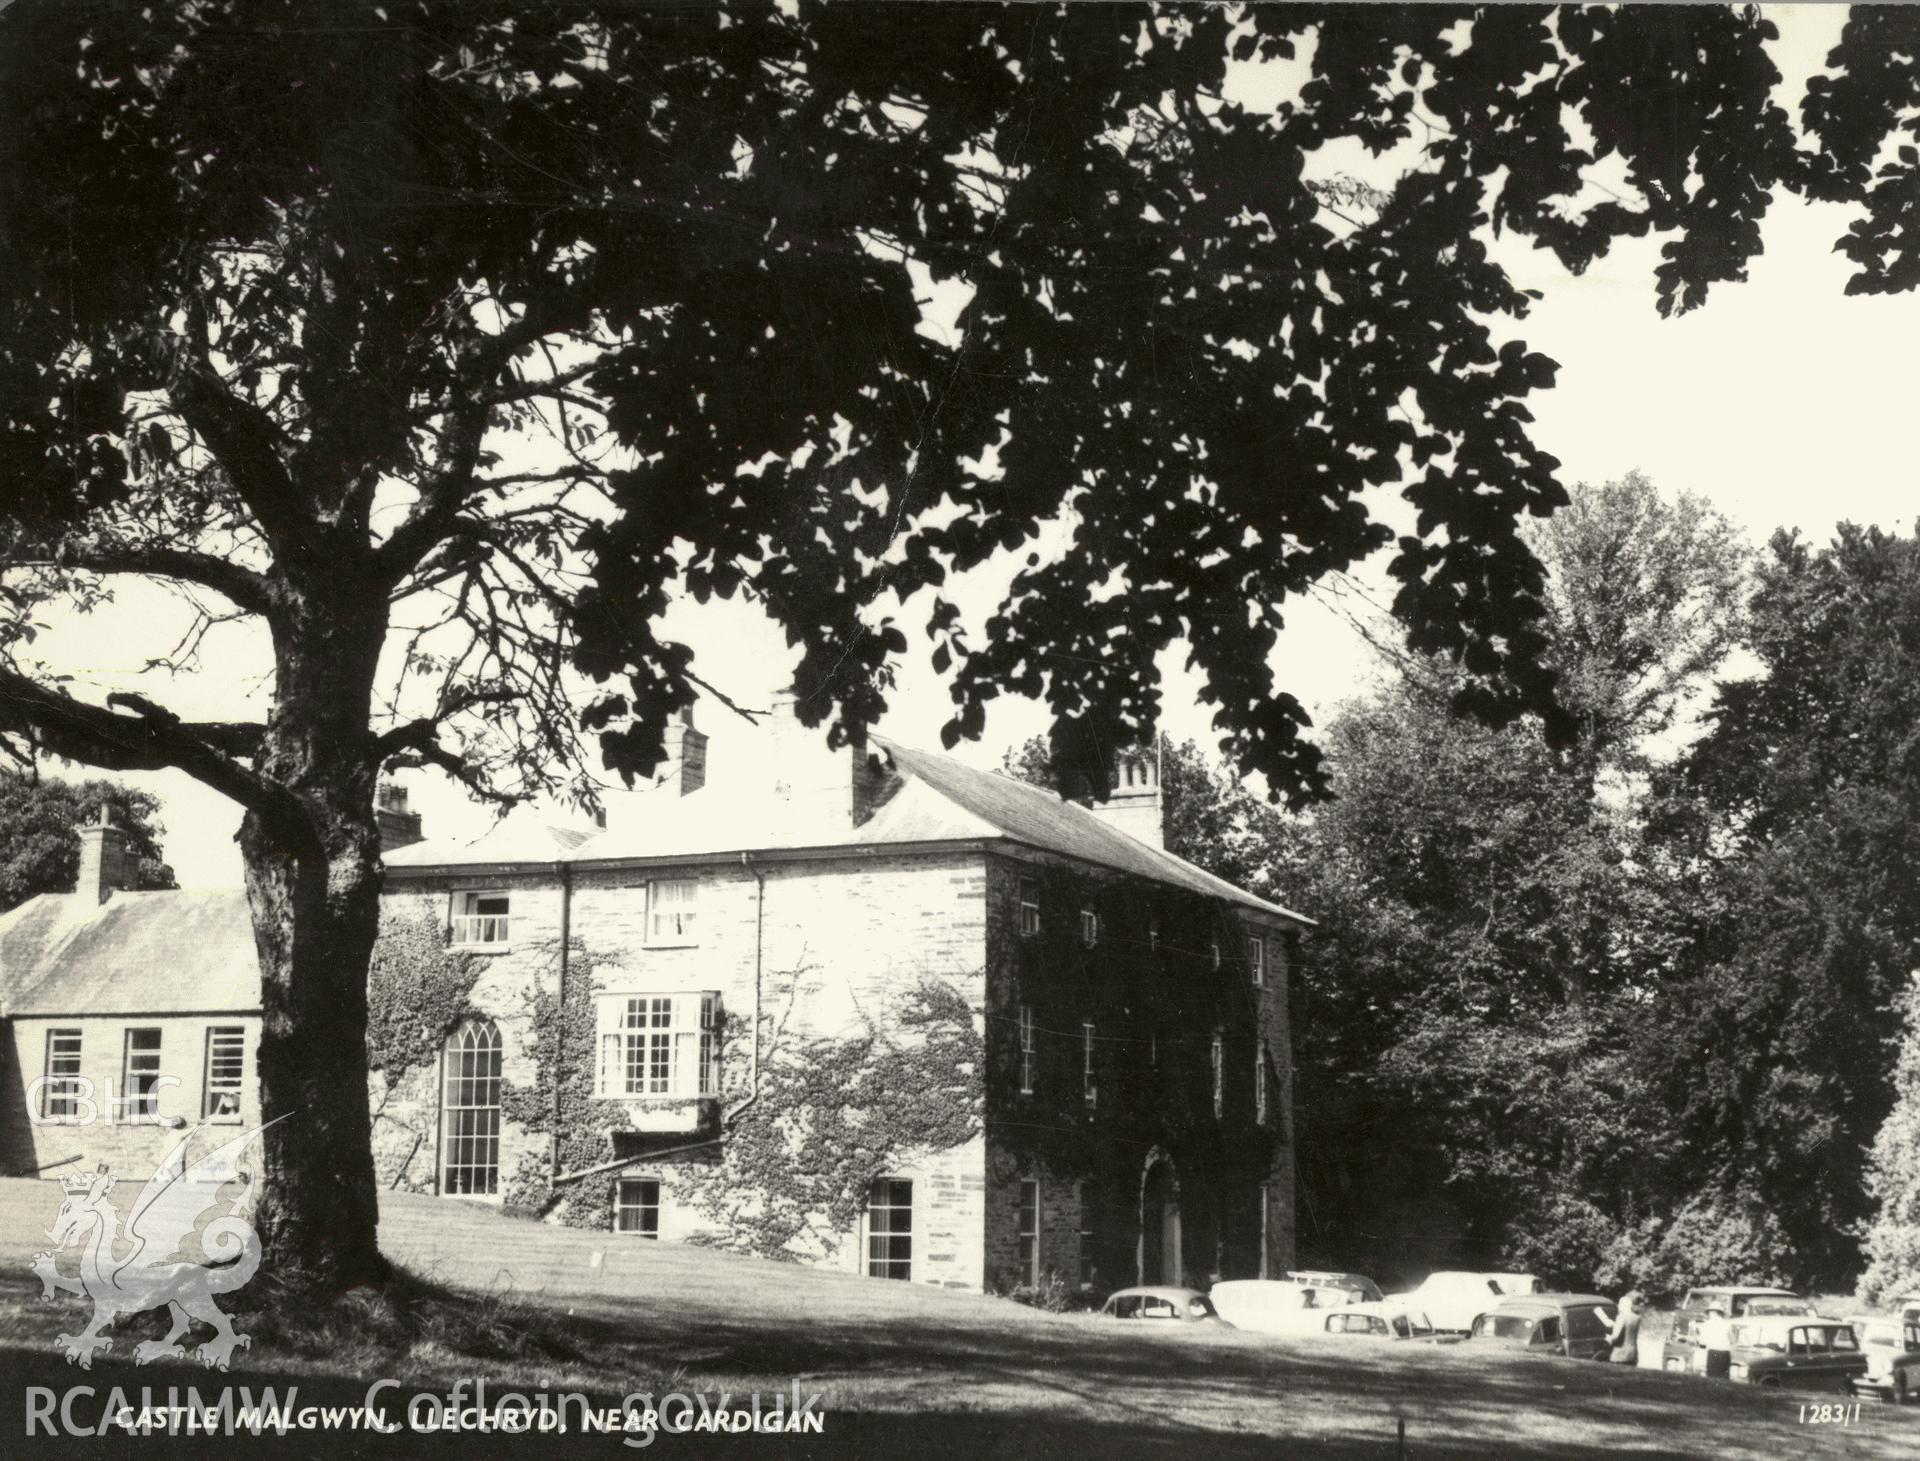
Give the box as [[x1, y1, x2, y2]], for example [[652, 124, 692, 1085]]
[[375, 783, 424, 850], [76, 806, 133, 903], [1084, 744, 1165, 849], [657, 706, 708, 796]]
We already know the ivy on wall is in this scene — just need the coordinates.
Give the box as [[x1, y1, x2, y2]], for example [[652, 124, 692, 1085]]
[[495, 940, 984, 1250], [366, 903, 485, 1077], [673, 973, 984, 1261], [500, 937, 635, 1227], [364, 902, 486, 1192], [988, 859, 1288, 1282]]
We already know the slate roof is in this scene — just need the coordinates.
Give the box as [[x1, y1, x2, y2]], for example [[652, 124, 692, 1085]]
[[387, 732, 1306, 923], [0, 890, 261, 1017], [381, 807, 597, 870], [869, 740, 1310, 923]]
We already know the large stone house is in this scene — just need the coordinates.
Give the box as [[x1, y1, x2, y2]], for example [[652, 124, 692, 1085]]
[[0, 707, 1308, 1294]]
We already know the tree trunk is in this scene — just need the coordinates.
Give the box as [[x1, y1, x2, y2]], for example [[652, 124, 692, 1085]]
[[242, 573, 390, 1293]]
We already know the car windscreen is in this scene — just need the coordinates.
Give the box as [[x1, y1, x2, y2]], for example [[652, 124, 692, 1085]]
[[1186, 1296, 1217, 1320], [1474, 1314, 1534, 1341]]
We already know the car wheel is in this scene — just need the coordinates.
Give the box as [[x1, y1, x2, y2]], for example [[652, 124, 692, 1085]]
[[1758, 1377, 1780, 1390]]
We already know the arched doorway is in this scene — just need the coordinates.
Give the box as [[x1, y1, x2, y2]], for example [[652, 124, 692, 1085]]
[[1138, 1151, 1181, 1287]]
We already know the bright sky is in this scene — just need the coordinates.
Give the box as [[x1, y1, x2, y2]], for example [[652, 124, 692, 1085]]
[[29, 5, 1920, 888]]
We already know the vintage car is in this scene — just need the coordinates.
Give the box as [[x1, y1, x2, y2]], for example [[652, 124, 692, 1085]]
[[1894, 1295, 1920, 1327], [1462, 1294, 1619, 1361], [1283, 1270, 1386, 1305], [1209, 1280, 1335, 1335], [1099, 1286, 1231, 1327], [1660, 1287, 1815, 1374], [1388, 1272, 1540, 1334], [1724, 1317, 1866, 1392], [1847, 1314, 1920, 1403], [1300, 1302, 1457, 1343]]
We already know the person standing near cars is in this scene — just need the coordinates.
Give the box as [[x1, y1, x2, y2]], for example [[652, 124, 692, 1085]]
[[1696, 1304, 1733, 1379], [1604, 1292, 1643, 1364]]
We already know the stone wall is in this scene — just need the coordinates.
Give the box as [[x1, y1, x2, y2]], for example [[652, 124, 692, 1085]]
[[0, 1012, 263, 1181], [978, 847, 1300, 1293], [378, 846, 991, 1289]]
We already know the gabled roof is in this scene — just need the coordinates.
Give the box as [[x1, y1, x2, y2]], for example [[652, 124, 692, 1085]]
[[0, 890, 260, 1017], [868, 740, 1310, 923]]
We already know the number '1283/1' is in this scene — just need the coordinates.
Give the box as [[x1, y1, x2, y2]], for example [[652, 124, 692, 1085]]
[[1798, 1402, 1859, 1426]]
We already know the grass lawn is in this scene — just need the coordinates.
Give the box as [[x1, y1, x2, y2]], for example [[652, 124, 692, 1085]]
[[0, 1186, 1914, 1458]]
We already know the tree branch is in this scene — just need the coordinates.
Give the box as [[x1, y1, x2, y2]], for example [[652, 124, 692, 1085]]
[[10, 539, 276, 618], [0, 672, 312, 851], [166, 310, 312, 552]]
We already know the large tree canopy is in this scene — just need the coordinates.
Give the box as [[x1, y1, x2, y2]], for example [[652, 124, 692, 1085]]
[[3, 0, 1920, 1289]]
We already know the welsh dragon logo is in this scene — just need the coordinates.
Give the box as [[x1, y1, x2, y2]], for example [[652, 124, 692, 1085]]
[[29, 1120, 279, 1371]]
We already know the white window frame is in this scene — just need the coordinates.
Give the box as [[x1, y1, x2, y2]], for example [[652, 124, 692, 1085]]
[[451, 889, 511, 950], [1210, 1031, 1224, 1120], [1017, 1177, 1041, 1287], [122, 1028, 162, 1122], [1018, 1005, 1035, 1095], [615, 1177, 661, 1238], [1082, 1020, 1097, 1109], [441, 1017, 503, 1197], [1248, 934, 1266, 987], [203, 1026, 245, 1122], [866, 1177, 913, 1281], [645, 878, 699, 947], [41, 1028, 83, 1122], [595, 992, 719, 1100], [1210, 936, 1221, 970], [1019, 881, 1041, 938], [1080, 907, 1099, 947]]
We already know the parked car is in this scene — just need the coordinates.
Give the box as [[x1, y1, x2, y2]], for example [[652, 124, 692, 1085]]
[[1893, 1295, 1920, 1327], [1099, 1286, 1231, 1327], [1660, 1287, 1815, 1374], [1303, 1302, 1458, 1343], [1463, 1295, 1619, 1360], [1388, 1272, 1539, 1334], [1284, 1270, 1386, 1305], [1485, 1272, 1545, 1298], [1209, 1280, 1333, 1335], [1847, 1314, 1920, 1403], [1725, 1317, 1866, 1392]]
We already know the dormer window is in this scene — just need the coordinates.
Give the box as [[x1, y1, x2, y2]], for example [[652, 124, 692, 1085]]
[[1080, 907, 1099, 947], [452, 891, 510, 949]]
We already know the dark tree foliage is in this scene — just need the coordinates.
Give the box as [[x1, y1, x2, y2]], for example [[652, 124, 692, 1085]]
[[0, 773, 173, 910], [1, 0, 1917, 1289], [1646, 526, 1920, 1284]]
